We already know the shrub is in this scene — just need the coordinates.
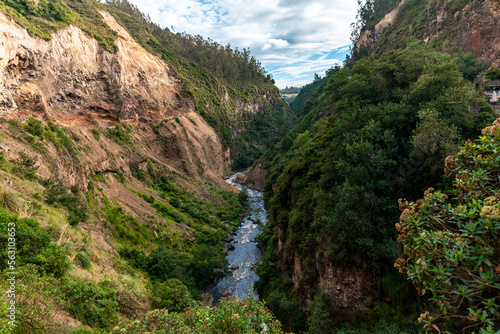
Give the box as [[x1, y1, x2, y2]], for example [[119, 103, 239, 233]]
[[395, 119, 500, 332], [169, 197, 180, 208], [24, 117, 44, 136], [0, 210, 70, 277], [119, 247, 147, 269], [104, 124, 132, 144], [110, 295, 283, 333], [43, 180, 87, 226], [150, 279, 194, 312], [74, 250, 92, 269], [112, 172, 126, 184], [30, 243, 71, 278], [14, 151, 39, 180], [485, 68, 500, 80], [61, 278, 119, 330], [0, 264, 64, 333]]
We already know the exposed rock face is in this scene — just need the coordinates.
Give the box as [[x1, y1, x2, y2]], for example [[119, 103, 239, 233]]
[[0, 10, 188, 120], [357, 0, 500, 68], [0, 9, 233, 184], [233, 163, 266, 190], [356, 0, 404, 49]]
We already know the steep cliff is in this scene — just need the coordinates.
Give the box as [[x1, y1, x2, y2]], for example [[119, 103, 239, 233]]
[[255, 14, 498, 330], [0, 1, 293, 331], [356, 0, 500, 68]]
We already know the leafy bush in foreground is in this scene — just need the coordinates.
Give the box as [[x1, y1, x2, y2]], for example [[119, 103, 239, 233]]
[[110, 295, 283, 334], [396, 119, 500, 333]]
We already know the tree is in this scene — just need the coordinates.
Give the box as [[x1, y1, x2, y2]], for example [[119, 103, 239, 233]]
[[150, 279, 194, 312], [396, 119, 500, 332]]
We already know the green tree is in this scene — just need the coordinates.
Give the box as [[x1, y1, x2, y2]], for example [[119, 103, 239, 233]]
[[150, 279, 194, 312], [396, 119, 500, 332]]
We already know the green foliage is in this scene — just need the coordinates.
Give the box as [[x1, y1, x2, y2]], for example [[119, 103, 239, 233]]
[[112, 171, 127, 184], [257, 46, 495, 332], [0, 210, 70, 277], [289, 75, 327, 117], [103, 204, 149, 245], [0, 0, 76, 40], [24, 117, 44, 136], [75, 250, 92, 269], [307, 294, 335, 334], [0, 0, 118, 52], [110, 295, 283, 334], [337, 320, 418, 334], [43, 179, 87, 226], [169, 197, 180, 207], [150, 279, 194, 312], [13, 150, 39, 180], [146, 245, 228, 299], [119, 247, 147, 269], [445, 0, 473, 14], [396, 120, 500, 332], [0, 264, 63, 333], [103, 124, 132, 144], [457, 53, 487, 82], [486, 68, 500, 80], [233, 102, 296, 169], [61, 278, 119, 330], [103, 0, 293, 158], [237, 188, 248, 204]]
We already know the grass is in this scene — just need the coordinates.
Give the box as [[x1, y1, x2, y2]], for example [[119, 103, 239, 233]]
[[74, 250, 92, 269]]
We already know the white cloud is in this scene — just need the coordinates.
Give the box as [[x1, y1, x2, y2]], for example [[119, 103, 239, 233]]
[[125, 0, 358, 87]]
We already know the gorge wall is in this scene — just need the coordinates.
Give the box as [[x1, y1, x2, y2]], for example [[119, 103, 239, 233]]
[[357, 0, 500, 68]]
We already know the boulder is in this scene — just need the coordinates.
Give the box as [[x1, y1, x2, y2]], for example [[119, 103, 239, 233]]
[[231, 264, 240, 270], [227, 243, 235, 251], [235, 173, 247, 184]]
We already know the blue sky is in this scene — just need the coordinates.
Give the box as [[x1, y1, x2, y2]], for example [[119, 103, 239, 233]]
[[125, 0, 358, 88]]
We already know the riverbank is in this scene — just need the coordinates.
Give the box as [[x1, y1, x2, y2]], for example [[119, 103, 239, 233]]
[[211, 171, 267, 305]]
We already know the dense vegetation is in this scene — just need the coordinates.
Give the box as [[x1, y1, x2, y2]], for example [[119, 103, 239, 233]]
[[0, 115, 262, 332], [349, 0, 480, 64], [396, 120, 500, 333], [288, 76, 328, 117], [256, 44, 495, 332], [110, 295, 284, 334]]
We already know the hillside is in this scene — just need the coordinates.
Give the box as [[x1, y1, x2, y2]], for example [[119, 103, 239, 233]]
[[353, 0, 500, 68], [0, 0, 292, 332], [253, 1, 500, 331], [0, 0, 295, 170]]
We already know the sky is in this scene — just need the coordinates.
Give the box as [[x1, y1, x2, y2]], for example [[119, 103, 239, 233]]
[[125, 0, 359, 89]]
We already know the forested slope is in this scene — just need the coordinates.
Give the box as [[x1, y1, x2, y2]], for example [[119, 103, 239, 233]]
[[256, 43, 497, 332]]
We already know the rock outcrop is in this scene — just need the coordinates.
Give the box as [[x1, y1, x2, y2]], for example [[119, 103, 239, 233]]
[[233, 163, 266, 190], [0, 9, 233, 186], [357, 0, 500, 68]]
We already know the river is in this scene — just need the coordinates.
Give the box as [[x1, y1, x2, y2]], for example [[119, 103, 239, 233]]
[[211, 171, 267, 305]]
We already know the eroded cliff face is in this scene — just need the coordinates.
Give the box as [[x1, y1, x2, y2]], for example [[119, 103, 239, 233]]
[[0, 10, 188, 119], [235, 162, 266, 190], [275, 234, 377, 315], [357, 0, 500, 68], [0, 9, 233, 187]]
